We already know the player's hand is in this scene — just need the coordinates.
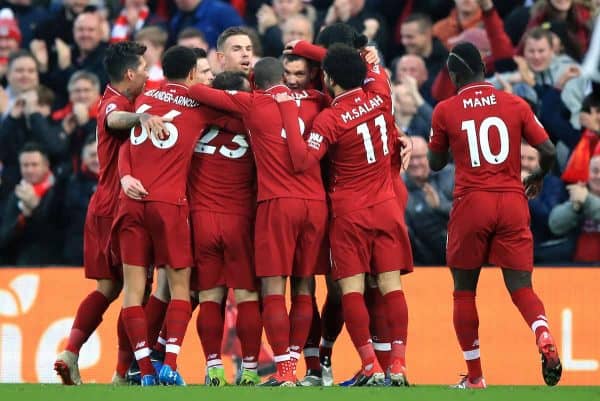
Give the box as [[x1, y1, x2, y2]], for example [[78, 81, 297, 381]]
[[283, 40, 301, 54], [523, 171, 543, 199], [398, 134, 412, 172], [140, 113, 171, 140], [567, 183, 588, 208], [121, 175, 148, 200], [362, 46, 380, 65], [273, 92, 294, 103]]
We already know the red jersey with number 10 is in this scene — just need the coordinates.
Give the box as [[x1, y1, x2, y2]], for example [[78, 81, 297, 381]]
[[429, 82, 549, 198]]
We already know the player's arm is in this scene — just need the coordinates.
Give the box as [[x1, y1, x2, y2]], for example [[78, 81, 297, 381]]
[[275, 93, 328, 173], [107, 111, 170, 137], [188, 84, 251, 116], [427, 106, 450, 172], [285, 40, 327, 62], [118, 141, 148, 200]]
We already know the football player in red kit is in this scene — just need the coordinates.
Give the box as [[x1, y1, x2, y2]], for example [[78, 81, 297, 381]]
[[428, 42, 562, 389]]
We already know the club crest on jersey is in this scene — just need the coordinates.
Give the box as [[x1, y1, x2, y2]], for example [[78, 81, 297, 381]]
[[105, 103, 117, 114], [308, 132, 323, 150]]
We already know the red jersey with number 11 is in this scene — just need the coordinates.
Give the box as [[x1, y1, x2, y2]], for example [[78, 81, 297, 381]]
[[429, 82, 549, 198]]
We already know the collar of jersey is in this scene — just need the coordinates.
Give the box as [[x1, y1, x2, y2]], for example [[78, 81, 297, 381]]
[[457, 82, 494, 95], [332, 87, 363, 106], [264, 84, 290, 94]]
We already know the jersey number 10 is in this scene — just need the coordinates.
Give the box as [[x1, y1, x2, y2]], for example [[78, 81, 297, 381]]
[[461, 116, 509, 168]]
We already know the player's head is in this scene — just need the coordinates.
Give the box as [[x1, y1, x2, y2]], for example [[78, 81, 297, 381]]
[[253, 57, 284, 90], [446, 42, 485, 89], [212, 71, 251, 92], [315, 22, 368, 49], [216, 26, 253, 74], [104, 41, 148, 96], [282, 53, 316, 90], [192, 47, 214, 85], [162, 45, 198, 85], [322, 44, 366, 94]]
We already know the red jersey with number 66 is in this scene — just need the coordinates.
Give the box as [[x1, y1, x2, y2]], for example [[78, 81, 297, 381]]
[[429, 82, 549, 198]]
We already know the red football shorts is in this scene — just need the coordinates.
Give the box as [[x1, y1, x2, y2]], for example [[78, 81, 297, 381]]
[[84, 212, 120, 280], [447, 191, 533, 271], [255, 198, 328, 278], [314, 233, 331, 275], [114, 199, 193, 269], [190, 210, 257, 291], [330, 198, 413, 281]]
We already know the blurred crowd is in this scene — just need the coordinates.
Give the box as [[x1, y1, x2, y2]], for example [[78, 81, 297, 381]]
[[0, 0, 598, 266]]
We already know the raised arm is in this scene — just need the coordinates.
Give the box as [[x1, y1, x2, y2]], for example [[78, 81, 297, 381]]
[[275, 93, 329, 173], [188, 84, 252, 116], [286, 40, 327, 62]]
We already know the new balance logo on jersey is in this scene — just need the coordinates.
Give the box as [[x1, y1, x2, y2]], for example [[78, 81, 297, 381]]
[[308, 132, 323, 150], [167, 337, 178, 343], [135, 341, 146, 349]]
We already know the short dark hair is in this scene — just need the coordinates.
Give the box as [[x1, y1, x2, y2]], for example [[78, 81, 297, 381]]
[[447, 42, 484, 80], [322, 44, 366, 90], [212, 71, 249, 91], [402, 13, 432, 32], [315, 23, 368, 49], [217, 26, 251, 51], [192, 47, 208, 59], [104, 41, 146, 83], [177, 26, 207, 43], [7, 49, 38, 71], [253, 57, 284, 90], [36, 85, 54, 108], [523, 27, 554, 48], [83, 134, 97, 147], [162, 45, 197, 80], [19, 142, 48, 161]]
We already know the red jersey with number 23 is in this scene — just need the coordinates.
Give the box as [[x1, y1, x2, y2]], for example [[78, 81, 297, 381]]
[[88, 85, 133, 217], [429, 82, 549, 198]]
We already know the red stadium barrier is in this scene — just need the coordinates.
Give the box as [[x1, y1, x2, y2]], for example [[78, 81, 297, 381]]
[[0, 267, 599, 385]]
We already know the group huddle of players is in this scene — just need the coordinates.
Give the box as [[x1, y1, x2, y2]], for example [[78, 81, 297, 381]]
[[52, 22, 563, 389]]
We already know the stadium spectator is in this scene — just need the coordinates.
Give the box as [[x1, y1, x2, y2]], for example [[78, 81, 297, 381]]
[[0, 8, 21, 82], [0, 50, 38, 118], [524, 0, 592, 61], [432, 0, 483, 50], [549, 153, 600, 263], [393, 54, 432, 103], [134, 25, 168, 88], [392, 79, 432, 140], [62, 135, 98, 265], [43, 11, 108, 107], [177, 26, 209, 50], [400, 13, 447, 96], [320, 0, 388, 58], [256, 0, 309, 57], [32, 0, 90, 51], [0, 0, 46, 46], [0, 142, 66, 265], [110, 0, 166, 43], [404, 136, 453, 265], [51, 70, 101, 173], [520, 141, 573, 263], [169, 0, 243, 49], [282, 14, 314, 45]]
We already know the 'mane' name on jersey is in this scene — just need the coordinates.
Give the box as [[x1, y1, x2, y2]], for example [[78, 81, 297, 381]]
[[462, 93, 497, 109], [340, 94, 384, 123]]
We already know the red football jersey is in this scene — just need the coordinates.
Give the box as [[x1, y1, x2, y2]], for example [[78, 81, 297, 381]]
[[88, 85, 133, 217], [120, 82, 224, 205], [304, 63, 397, 216], [188, 119, 256, 217], [429, 82, 549, 197], [187, 83, 326, 202]]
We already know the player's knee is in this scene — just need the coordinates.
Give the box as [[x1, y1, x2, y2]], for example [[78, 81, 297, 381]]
[[338, 274, 365, 295], [96, 279, 122, 302], [261, 276, 286, 296], [234, 288, 259, 303], [376, 271, 402, 295], [199, 287, 226, 303], [291, 276, 315, 296], [503, 269, 532, 293]]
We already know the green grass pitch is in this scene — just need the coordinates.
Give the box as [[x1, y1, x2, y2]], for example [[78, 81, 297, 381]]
[[1, 384, 599, 401]]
